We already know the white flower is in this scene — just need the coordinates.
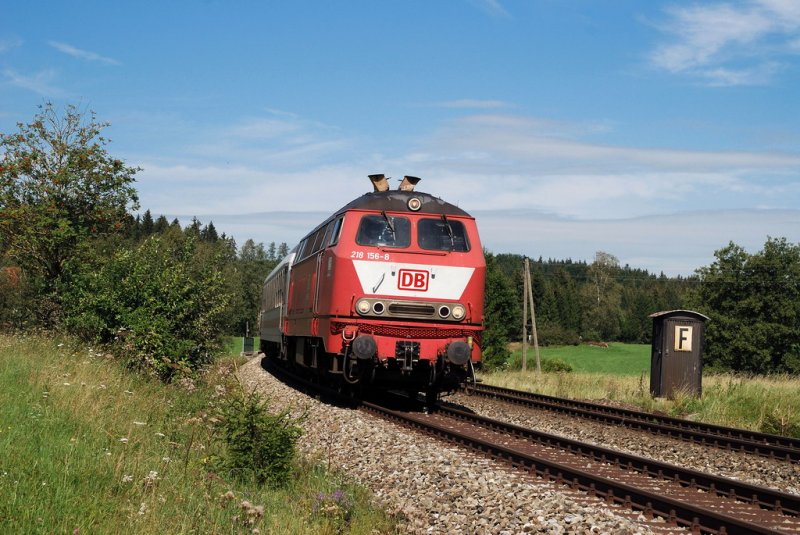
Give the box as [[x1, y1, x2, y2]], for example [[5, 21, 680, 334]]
[[133, 421, 146, 426], [119, 437, 129, 444], [122, 475, 133, 483]]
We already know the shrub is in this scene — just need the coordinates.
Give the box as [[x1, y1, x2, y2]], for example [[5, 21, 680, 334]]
[[64, 235, 231, 379], [537, 324, 581, 346], [215, 385, 304, 486], [506, 352, 573, 373], [540, 357, 573, 373]]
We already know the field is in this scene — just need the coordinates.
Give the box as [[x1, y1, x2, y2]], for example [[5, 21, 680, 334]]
[[0, 334, 395, 534], [507, 342, 651, 375], [479, 343, 800, 437]]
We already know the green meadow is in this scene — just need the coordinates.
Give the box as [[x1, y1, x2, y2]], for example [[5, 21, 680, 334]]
[[508, 342, 651, 375]]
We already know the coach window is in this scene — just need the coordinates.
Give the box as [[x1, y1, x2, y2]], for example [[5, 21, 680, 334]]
[[293, 239, 309, 264], [418, 217, 470, 252], [327, 216, 344, 247], [356, 214, 410, 248], [310, 226, 327, 254]]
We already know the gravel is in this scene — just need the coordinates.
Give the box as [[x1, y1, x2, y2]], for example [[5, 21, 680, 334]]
[[239, 357, 678, 534]]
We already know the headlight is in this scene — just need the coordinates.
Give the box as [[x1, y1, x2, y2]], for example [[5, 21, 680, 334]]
[[356, 299, 371, 315], [452, 305, 466, 320], [438, 305, 451, 318]]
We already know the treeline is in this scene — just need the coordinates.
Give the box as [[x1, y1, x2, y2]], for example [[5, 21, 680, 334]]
[[482, 250, 693, 351], [0, 103, 284, 380]]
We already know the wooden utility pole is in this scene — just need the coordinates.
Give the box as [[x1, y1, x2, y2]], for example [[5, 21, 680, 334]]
[[522, 258, 541, 374]]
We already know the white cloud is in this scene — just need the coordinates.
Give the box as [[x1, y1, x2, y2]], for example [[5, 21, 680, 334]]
[[0, 37, 23, 53], [649, 1, 800, 85], [433, 99, 512, 110], [48, 41, 120, 65], [1, 68, 64, 96], [468, 0, 510, 18], [129, 109, 800, 274]]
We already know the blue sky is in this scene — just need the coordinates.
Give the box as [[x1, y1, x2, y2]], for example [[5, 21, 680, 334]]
[[2, 0, 799, 275]]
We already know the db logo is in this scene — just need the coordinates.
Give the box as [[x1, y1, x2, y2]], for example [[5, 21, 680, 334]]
[[398, 269, 429, 291]]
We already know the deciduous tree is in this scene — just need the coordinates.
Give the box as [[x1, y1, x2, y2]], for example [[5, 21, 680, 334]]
[[0, 103, 139, 294], [692, 238, 800, 373]]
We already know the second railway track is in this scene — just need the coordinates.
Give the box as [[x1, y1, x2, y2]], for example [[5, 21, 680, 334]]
[[366, 397, 800, 534], [465, 382, 800, 463]]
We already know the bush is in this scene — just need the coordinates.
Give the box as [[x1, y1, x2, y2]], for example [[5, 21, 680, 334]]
[[64, 235, 231, 379], [541, 357, 573, 373], [537, 324, 581, 346], [0, 267, 34, 329], [506, 352, 573, 373], [215, 385, 305, 486]]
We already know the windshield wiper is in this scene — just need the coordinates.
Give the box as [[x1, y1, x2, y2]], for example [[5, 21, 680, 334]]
[[441, 214, 454, 250], [381, 211, 395, 236]]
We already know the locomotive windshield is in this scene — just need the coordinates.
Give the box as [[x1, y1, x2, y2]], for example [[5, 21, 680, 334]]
[[356, 214, 411, 247], [418, 217, 470, 252]]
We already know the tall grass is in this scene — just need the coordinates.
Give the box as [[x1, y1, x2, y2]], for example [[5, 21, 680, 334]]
[[478, 367, 800, 437], [0, 334, 395, 534]]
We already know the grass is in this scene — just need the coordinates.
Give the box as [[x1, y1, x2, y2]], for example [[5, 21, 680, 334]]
[[479, 343, 800, 437], [0, 333, 396, 534], [507, 342, 651, 375]]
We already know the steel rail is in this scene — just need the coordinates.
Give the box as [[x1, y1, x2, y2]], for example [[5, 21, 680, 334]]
[[466, 383, 800, 462], [363, 399, 800, 535]]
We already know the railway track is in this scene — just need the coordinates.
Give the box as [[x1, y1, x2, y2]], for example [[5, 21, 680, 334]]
[[365, 397, 800, 534], [464, 382, 800, 463], [261, 359, 800, 533]]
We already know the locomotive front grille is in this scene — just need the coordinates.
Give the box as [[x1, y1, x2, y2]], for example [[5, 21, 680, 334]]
[[388, 303, 436, 317], [331, 321, 482, 345]]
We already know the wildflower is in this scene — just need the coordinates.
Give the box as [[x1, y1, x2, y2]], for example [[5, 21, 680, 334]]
[[143, 471, 160, 488], [161, 456, 172, 464], [122, 475, 133, 483], [137, 502, 147, 516], [220, 490, 235, 502], [133, 421, 146, 426], [57, 343, 64, 348], [119, 437, 129, 444], [154, 432, 165, 438]]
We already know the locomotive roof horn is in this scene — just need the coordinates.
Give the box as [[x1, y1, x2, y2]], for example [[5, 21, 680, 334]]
[[399, 175, 421, 192], [369, 174, 390, 192]]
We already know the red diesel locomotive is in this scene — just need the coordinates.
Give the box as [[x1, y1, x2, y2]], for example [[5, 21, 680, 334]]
[[259, 175, 485, 401]]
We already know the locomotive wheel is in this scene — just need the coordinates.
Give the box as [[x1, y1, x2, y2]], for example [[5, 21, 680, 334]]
[[424, 387, 438, 412]]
